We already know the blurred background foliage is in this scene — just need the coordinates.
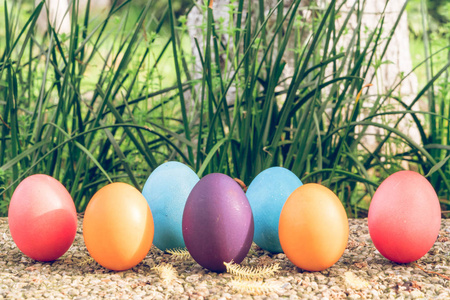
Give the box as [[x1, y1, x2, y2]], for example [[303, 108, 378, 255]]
[[0, 0, 449, 217]]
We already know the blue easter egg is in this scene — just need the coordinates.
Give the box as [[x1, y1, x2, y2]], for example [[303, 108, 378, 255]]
[[142, 161, 199, 251], [246, 167, 302, 253]]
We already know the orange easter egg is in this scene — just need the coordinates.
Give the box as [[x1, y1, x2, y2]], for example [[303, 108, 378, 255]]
[[279, 183, 349, 271], [83, 182, 154, 271]]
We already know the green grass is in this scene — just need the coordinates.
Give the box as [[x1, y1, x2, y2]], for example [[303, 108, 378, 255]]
[[0, 0, 449, 217], [408, 0, 449, 87], [405, 0, 450, 203], [181, 0, 449, 216], [0, 0, 190, 213]]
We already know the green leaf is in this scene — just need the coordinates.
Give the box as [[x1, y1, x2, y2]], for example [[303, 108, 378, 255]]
[[426, 155, 450, 178], [197, 138, 228, 178]]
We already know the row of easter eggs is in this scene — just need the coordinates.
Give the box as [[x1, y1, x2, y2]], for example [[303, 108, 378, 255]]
[[144, 163, 349, 272], [7, 162, 441, 272]]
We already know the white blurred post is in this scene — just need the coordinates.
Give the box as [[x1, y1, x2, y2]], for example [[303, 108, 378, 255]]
[[35, 0, 111, 34]]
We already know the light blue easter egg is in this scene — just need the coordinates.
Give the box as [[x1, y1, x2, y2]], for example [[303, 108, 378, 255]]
[[246, 167, 302, 253], [142, 161, 199, 251]]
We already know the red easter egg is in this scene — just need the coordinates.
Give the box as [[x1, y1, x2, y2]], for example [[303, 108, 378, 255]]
[[8, 174, 77, 261], [368, 170, 441, 263]]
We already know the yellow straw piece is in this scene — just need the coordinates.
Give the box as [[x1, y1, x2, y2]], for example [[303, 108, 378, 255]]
[[355, 83, 373, 104], [166, 248, 192, 260], [224, 260, 281, 279], [77, 257, 95, 266], [152, 263, 178, 284], [228, 279, 280, 295]]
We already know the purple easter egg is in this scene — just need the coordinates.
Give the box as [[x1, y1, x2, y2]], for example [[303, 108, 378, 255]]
[[182, 173, 254, 272]]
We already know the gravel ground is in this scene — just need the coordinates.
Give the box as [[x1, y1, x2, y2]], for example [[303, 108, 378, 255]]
[[1, 217, 449, 299]]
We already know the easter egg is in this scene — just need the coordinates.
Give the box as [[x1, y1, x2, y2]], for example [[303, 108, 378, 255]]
[[182, 173, 254, 272], [368, 170, 441, 263], [142, 161, 199, 251], [8, 174, 77, 262], [83, 182, 154, 271], [279, 183, 349, 271], [246, 167, 302, 253]]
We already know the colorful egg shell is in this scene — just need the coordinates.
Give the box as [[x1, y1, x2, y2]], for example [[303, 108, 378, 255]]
[[279, 183, 349, 271], [8, 174, 78, 262], [368, 170, 441, 263], [182, 173, 254, 272], [83, 182, 154, 271], [246, 167, 302, 253], [142, 161, 199, 251]]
